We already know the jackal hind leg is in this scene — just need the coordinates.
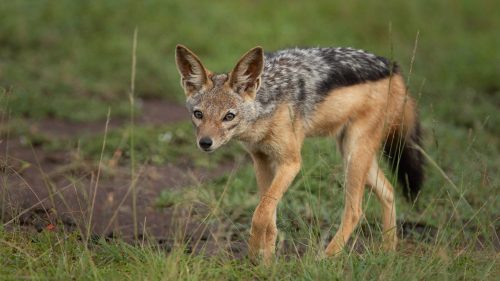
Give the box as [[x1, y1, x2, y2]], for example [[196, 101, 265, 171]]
[[366, 157, 397, 251], [325, 123, 381, 256]]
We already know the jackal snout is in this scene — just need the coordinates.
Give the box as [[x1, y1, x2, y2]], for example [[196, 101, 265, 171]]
[[198, 137, 213, 151], [194, 120, 233, 152]]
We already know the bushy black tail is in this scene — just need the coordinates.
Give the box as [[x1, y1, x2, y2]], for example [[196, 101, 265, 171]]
[[383, 121, 425, 202]]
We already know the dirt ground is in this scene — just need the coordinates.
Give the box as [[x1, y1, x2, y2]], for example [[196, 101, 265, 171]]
[[0, 99, 247, 256]]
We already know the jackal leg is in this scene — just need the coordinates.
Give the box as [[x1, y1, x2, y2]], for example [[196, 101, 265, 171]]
[[251, 151, 275, 194], [366, 157, 397, 250], [250, 152, 277, 261], [248, 158, 301, 265], [325, 124, 381, 256]]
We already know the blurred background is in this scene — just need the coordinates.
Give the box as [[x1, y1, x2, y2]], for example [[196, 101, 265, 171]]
[[0, 0, 498, 268], [0, 0, 498, 131]]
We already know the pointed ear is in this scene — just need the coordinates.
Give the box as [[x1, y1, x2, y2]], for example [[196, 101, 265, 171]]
[[229, 46, 264, 99], [175, 44, 209, 96]]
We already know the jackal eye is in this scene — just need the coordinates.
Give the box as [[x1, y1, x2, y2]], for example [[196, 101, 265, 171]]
[[223, 112, 235, 121], [193, 110, 203, 119]]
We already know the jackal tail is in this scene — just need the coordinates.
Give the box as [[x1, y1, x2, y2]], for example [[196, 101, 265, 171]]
[[383, 108, 425, 202]]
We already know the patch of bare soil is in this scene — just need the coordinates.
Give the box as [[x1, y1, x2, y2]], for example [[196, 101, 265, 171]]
[[1, 99, 247, 256], [32, 99, 189, 138]]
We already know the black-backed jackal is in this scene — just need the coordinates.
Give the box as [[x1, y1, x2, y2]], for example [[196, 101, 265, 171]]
[[175, 45, 424, 265]]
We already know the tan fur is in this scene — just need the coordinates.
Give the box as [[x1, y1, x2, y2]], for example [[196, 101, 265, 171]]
[[244, 104, 305, 263], [306, 75, 410, 137], [242, 75, 412, 263], [175, 45, 418, 265]]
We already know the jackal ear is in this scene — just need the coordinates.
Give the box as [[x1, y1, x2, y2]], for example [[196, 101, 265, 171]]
[[229, 46, 264, 99], [175, 45, 209, 96]]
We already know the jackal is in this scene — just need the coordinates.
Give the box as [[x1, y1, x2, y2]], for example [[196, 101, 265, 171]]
[[175, 45, 424, 264]]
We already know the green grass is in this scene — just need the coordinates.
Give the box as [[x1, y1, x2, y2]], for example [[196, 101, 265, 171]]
[[48, 121, 242, 166], [1, 0, 499, 280], [0, 229, 496, 280]]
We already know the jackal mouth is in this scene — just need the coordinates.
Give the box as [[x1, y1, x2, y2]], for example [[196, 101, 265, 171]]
[[201, 147, 214, 153]]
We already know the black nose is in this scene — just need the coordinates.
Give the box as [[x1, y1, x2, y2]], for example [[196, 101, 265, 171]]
[[199, 137, 213, 150]]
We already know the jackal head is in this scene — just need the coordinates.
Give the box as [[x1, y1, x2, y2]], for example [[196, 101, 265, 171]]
[[175, 45, 264, 152]]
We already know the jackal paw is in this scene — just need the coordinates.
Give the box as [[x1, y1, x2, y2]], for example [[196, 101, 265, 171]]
[[248, 246, 275, 266], [315, 251, 327, 261], [248, 248, 264, 265], [382, 239, 397, 251], [382, 231, 398, 251]]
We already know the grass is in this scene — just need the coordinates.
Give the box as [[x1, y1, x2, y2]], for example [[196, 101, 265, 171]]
[[0, 0, 499, 280], [0, 229, 496, 280]]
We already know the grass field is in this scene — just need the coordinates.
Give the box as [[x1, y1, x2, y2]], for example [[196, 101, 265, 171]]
[[0, 0, 499, 280]]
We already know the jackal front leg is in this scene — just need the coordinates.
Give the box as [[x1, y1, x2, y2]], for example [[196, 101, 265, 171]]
[[249, 152, 276, 262], [248, 160, 301, 265]]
